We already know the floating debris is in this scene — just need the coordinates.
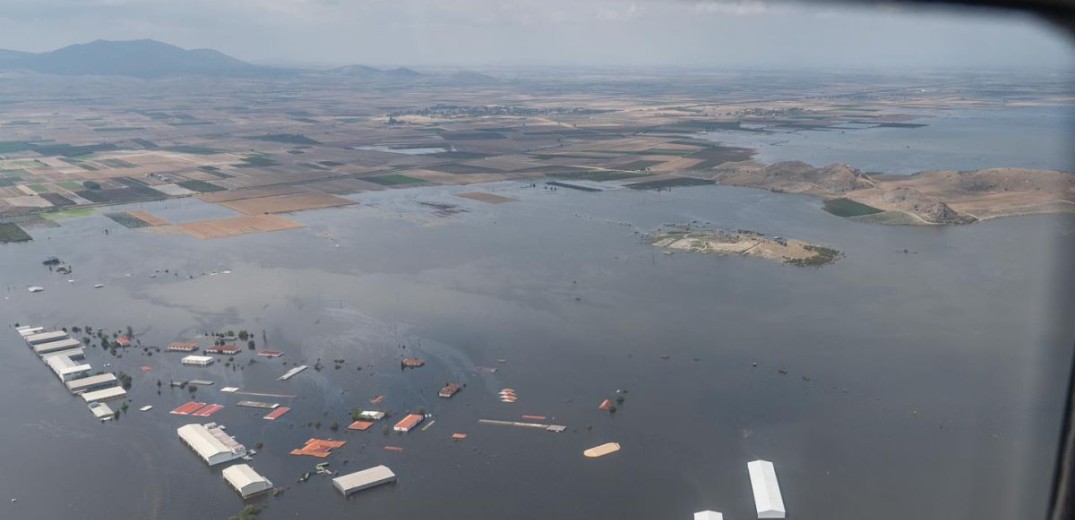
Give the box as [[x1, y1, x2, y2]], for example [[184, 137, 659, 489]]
[[220, 386, 239, 393], [383, 446, 404, 452], [139, 405, 153, 412], [369, 395, 385, 405], [27, 286, 44, 293], [420, 420, 436, 432], [188, 379, 214, 386], [584, 442, 621, 458], [452, 433, 467, 440], [521, 414, 546, 421], [598, 399, 613, 411], [498, 388, 518, 403]]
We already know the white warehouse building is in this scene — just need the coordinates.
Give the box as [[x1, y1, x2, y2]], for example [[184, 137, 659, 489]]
[[177, 423, 247, 466], [748, 460, 786, 519], [222, 464, 274, 498]]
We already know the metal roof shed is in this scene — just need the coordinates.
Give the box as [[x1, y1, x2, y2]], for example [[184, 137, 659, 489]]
[[17, 326, 44, 337], [222, 464, 273, 498], [694, 511, 724, 520], [332, 465, 397, 496], [41, 347, 85, 361], [748, 460, 786, 519], [25, 330, 68, 345], [33, 338, 82, 355]]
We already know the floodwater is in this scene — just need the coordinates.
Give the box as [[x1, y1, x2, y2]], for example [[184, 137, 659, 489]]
[[0, 182, 1072, 520], [699, 106, 1074, 174]]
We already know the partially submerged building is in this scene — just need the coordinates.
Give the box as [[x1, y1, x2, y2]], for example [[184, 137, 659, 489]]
[[181, 355, 215, 367], [66, 373, 119, 394], [88, 402, 115, 421], [45, 354, 91, 381], [393, 414, 424, 433], [206, 344, 241, 355], [694, 511, 724, 520], [33, 338, 82, 356], [747, 460, 786, 519], [81, 386, 127, 403], [332, 465, 397, 496], [17, 325, 44, 337], [177, 423, 248, 466], [222, 464, 273, 498], [358, 410, 385, 421], [25, 330, 68, 345], [439, 383, 462, 398], [41, 347, 85, 361], [167, 342, 199, 352]]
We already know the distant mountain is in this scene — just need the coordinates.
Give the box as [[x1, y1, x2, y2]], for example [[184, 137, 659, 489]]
[[0, 39, 272, 78], [446, 70, 499, 84], [327, 64, 424, 80]]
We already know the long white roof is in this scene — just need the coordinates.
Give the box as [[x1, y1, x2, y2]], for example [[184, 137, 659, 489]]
[[25, 330, 68, 345], [694, 511, 724, 520], [67, 373, 118, 391], [34, 338, 82, 355], [41, 347, 84, 361], [81, 386, 127, 402], [748, 460, 786, 519]]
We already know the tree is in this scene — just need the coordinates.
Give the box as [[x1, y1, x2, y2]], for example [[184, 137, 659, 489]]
[[329, 421, 339, 432], [247, 340, 255, 350]]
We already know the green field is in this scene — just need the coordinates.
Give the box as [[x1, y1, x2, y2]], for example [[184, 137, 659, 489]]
[[177, 180, 225, 193], [58, 181, 86, 191], [364, 174, 426, 186], [0, 223, 33, 243], [27, 184, 50, 193], [165, 145, 221, 155], [235, 155, 279, 168], [0, 141, 35, 154], [822, 198, 883, 217], [43, 207, 97, 221]]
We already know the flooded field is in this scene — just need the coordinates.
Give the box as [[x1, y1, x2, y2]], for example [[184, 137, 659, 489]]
[[0, 183, 1072, 520], [700, 106, 1074, 174]]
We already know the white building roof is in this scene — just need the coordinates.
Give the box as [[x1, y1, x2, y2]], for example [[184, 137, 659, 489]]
[[41, 347, 85, 361], [332, 465, 397, 495], [694, 511, 724, 520], [748, 460, 786, 519], [25, 330, 68, 345], [17, 326, 44, 337], [46, 354, 90, 379], [88, 402, 115, 421], [181, 354, 215, 363], [177, 423, 246, 466], [222, 464, 273, 498], [81, 386, 127, 402], [66, 373, 118, 392], [33, 338, 82, 355]]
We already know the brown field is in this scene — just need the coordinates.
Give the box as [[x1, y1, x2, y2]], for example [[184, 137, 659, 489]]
[[127, 210, 170, 226], [455, 192, 517, 204], [217, 192, 356, 215], [196, 185, 309, 203], [163, 214, 304, 239]]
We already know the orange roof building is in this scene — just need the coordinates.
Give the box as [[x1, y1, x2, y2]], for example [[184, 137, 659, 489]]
[[393, 414, 424, 433], [290, 438, 346, 458], [348, 421, 374, 431], [439, 383, 462, 398]]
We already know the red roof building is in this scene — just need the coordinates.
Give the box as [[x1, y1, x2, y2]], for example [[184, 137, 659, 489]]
[[206, 344, 241, 355], [439, 383, 462, 398], [393, 414, 424, 432]]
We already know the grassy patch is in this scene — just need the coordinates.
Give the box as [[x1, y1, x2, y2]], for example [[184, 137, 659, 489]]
[[364, 174, 426, 186], [787, 245, 840, 267], [822, 198, 883, 218], [235, 155, 279, 168], [0, 223, 33, 243], [165, 145, 221, 155], [27, 184, 50, 193], [43, 207, 96, 220], [100, 158, 136, 168], [249, 134, 321, 145], [58, 181, 85, 191], [553, 170, 650, 182], [177, 180, 225, 193]]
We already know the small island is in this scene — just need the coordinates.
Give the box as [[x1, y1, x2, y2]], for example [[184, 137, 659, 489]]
[[651, 227, 840, 267]]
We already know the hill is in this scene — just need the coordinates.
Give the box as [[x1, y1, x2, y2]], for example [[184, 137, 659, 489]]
[[0, 39, 268, 78]]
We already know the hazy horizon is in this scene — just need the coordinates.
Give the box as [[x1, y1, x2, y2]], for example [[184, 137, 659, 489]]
[[0, 0, 1071, 70]]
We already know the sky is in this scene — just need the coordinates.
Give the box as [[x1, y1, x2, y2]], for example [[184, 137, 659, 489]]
[[0, 0, 1071, 69]]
